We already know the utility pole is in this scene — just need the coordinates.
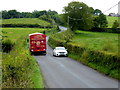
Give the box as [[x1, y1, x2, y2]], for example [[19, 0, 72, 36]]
[[118, 1, 120, 15], [44, 12, 45, 29], [118, 1, 120, 27], [68, 16, 69, 29]]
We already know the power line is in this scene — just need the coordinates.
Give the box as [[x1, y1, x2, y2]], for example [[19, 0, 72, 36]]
[[68, 16, 92, 21], [103, 3, 119, 13]]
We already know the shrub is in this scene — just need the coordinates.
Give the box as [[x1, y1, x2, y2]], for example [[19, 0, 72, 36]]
[[2, 39, 15, 53], [112, 20, 119, 28]]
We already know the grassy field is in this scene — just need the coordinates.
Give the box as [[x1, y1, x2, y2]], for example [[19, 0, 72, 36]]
[[2, 28, 46, 41], [72, 30, 118, 54], [1, 18, 51, 26], [107, 16, 119, 28]]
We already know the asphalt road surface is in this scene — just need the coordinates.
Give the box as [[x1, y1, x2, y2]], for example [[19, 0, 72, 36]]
[[34, 27, 119, 88]]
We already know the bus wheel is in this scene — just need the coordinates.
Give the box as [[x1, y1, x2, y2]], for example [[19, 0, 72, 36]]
[[44, 52, 46, 55]]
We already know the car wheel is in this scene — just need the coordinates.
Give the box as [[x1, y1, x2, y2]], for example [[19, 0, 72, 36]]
[[53, 52, 55, 56]]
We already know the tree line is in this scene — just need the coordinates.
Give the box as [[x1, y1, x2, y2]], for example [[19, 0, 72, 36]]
[[0, 9, 64, 26], [1, 10, 58, 19]]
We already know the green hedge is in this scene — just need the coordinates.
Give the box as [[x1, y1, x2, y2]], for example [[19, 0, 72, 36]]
[[48, 31, 120, 79], [48, 36, 65, 48], [2, 24, 53, 28], [90, 28, 120, 33]]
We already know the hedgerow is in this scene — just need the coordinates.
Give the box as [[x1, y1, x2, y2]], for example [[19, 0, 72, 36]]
[[2, 24, 53, 28]]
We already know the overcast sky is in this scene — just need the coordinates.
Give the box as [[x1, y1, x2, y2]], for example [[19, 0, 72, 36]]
[[1, 0, 119, 15]]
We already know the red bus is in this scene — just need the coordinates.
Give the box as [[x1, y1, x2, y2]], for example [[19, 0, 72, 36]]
[[29, 33, 46, 55]]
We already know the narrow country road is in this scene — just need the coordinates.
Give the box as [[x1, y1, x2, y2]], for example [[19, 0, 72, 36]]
[[34, 26, 118, 88]]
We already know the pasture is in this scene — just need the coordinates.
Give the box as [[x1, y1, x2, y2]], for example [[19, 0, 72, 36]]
[[2, 28, 46, 41], [72, 30, 118, 54], [1, 18, 51, 26], [107, 16, 119, 28]]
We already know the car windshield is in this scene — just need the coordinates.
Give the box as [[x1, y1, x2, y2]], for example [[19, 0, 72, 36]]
[[56, 47, 65, 50]]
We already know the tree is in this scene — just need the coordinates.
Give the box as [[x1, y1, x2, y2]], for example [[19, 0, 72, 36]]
[[7, 10, 19, 18], [63, 1, 93, 31], [47, 9, 58, 15], [20, 12, 33, 18], [32, 10, 47, 18], [2, 10, 10, 19], [93, 13, 108, 28], [89, 7, 94, 14], [112, 20, 119, 28], [94, 9, 102, 16], [39, 15, 52, 23]]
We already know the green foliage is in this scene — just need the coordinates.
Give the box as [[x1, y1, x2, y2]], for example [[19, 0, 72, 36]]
[[93, 9, 102, 16], [93, 13, 108, 28], [48, 30, 74, 48], [53, 14, 67, 26], [2, 39, 15, 53], [112, 20, 119, 28], [107, 16, 119, 28], [63, 1, 93, 31], [1, 9, 58, 19], [39, 15, 52, 23], [2, 51, 34, 88]]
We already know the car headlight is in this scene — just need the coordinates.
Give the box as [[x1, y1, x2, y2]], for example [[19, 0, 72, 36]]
[[56, 52, 59, 54], [65, 52, 67, 54]]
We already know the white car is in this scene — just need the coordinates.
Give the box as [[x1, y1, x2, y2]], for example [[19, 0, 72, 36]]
[[53, 47, 68, 57]]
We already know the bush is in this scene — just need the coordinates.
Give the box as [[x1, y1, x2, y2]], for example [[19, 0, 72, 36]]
[[2, 39, 15, 53], [112, 20, 119, 28]]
